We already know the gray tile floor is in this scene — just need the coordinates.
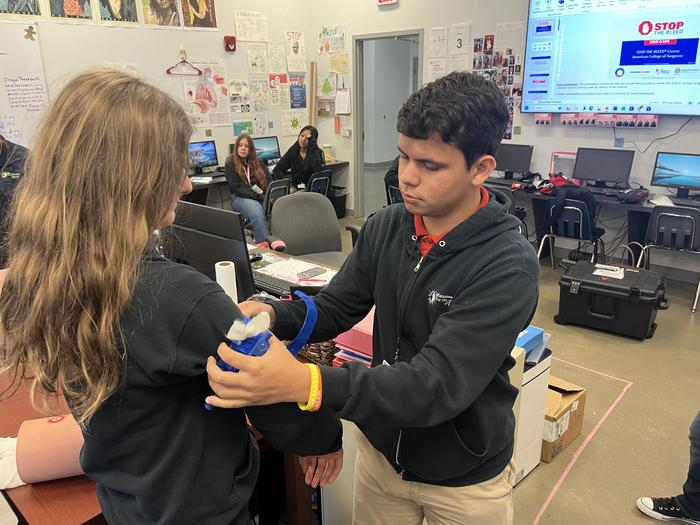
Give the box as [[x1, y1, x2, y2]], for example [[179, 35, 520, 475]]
[[340, 216, 699, 525]]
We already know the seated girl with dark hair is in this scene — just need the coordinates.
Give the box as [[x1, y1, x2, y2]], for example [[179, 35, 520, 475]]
[[273, 125, 325, 191]]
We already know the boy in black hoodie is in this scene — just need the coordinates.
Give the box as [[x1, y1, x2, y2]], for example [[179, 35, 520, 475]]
[[206, 71, 540, 524]]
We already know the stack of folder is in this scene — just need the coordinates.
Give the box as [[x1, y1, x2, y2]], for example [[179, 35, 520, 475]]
[[516, 326, 550, 366], [332, 308, 374, 368]]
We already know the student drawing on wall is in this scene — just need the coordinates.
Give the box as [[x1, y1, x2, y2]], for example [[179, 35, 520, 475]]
[[192, 67, 217, 112], [144, 0, 180, 25], [99, 0, 137, 21], [50, 0, 91, 18], [0, 0, 40, 15], [184, 0, 214, 27]]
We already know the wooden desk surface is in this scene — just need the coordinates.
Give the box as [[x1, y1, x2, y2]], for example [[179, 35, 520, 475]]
[[0, 375, 103, 525]]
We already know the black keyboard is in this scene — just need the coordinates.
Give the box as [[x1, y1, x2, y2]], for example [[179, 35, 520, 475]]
[[670, 197, 700, 207], [589, 186, 624, 196], [252, 270, 291, 296]]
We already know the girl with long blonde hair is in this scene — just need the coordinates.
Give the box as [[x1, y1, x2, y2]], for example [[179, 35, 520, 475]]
[[0, 69, 341, 524]]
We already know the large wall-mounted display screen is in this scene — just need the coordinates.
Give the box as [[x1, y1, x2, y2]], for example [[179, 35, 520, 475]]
[[522, 0, 700, 116]]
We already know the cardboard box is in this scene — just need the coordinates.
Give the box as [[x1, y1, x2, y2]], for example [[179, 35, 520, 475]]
[[541, 376, 587, 463]]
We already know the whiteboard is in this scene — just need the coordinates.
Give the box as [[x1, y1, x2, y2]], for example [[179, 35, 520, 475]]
[[0, 22, 49, 148]]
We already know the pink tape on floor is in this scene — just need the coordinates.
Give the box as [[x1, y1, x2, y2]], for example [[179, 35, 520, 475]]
[[531, 357, 634, 525]]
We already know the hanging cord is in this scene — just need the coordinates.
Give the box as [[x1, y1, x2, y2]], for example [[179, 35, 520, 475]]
[[613, 116, 694, 154]]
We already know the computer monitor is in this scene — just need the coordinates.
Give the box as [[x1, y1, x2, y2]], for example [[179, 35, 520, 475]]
[[165, 201, 255, 302], [252, 136, 282, 163], [188, 140, 219, 174], [494, 144, 534, 179], [572, 147, 635, 187], [651, 152, 700, 199]]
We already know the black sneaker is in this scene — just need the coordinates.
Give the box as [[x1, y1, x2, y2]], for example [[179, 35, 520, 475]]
[[636, 496, 700, 524]]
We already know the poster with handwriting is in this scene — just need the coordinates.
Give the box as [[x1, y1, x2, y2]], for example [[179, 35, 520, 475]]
[[329, 51, 348, 74], [183, 58, 230, 128], [280, 109, 306, 136], [429, 27, 447, 58], [267, 42, 287, 73], [234, 10, 268, 41], [317, 72, 337, 97], [318, 25, 346, 54], [285, 31, 306, 72], [269, 73, 290, 107], [229, 79, 251, 115], [247, 43, 268, 75], [0, 23, 49, 146], [253, 113, 269, 136], [250, 79, 269, 112]]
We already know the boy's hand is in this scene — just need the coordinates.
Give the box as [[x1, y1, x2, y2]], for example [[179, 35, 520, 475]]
[[238, 300, 276, 327], [205, 335, 309, 408], [299, 448, 343, 488]]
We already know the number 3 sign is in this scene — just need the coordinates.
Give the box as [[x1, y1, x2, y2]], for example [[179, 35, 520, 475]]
[[449, 23, 470, 55]]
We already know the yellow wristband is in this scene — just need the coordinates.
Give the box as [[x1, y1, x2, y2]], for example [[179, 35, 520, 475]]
[[311, 366, 323, 412], [298, 364, 320, 411]]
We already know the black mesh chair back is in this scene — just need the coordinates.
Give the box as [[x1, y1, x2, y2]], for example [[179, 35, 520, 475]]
[[263, 178, 291, 218], [306, 170, 332, 196], [645, 206, 700, 251]]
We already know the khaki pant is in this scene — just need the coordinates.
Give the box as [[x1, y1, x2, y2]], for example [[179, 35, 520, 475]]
[[352, 429, 513, 525]]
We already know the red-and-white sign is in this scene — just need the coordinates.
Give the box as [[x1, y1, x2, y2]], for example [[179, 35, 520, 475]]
[[378, 0, 398, 5], [638, 20, 685, 35]]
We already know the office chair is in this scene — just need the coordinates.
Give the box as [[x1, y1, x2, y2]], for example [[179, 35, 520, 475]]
[[385, 179, 403, 205], [383, 156, 402, 205], [484, 184, 516, 215], [346, 224, 362, 247], [537, 198, 605, 268], [262, 178, 291, 219], [637, 205, 700, 312], [306, 169, 332, 197], [270, 192, 346, 267], [484, 184, 530, 238]]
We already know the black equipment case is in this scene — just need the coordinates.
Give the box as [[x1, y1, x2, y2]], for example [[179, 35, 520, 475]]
[[555, 262, 669, 339]]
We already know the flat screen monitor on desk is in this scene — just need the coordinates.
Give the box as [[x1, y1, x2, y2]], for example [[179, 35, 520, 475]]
[[188, 140, 219, 174], [165, 201, 255, 302], [494, 143, 533, 179], [651, 152, 700, 199], [572, 147, 635, 187], [252, 136, 282, 163]]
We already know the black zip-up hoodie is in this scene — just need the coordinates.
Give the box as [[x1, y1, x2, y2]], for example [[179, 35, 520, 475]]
[[272, 190, 539, 486]]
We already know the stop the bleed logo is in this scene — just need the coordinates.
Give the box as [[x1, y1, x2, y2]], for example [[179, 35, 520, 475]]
[[638, 20, 686, 36]]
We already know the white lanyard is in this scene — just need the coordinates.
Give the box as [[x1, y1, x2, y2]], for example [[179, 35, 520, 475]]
[[243, 162, 251, 185]]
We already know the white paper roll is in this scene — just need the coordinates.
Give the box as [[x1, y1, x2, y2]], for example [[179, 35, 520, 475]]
[[215, 261, 238, 302]]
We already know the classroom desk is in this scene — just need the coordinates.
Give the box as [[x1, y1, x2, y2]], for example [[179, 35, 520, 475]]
[[0, 376, 104, 525], [186, 160, 350, 207]]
